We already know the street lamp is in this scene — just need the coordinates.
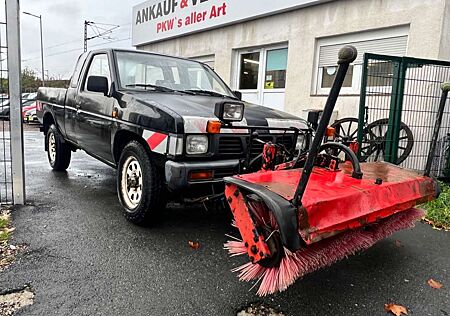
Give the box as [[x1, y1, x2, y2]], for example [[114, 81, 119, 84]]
[[23, 11, 45, 87]]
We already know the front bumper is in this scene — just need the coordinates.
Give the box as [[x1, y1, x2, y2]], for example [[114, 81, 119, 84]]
[[165, 159, 240, 191]]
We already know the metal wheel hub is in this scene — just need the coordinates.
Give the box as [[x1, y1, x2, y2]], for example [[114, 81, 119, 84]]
[[121, 156, 143, 210], [48, 132, 56, 163]]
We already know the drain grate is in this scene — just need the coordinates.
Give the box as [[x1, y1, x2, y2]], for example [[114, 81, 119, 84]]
[[237, 303, 284, 316]]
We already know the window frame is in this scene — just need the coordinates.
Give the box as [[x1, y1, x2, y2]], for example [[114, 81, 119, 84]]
[[312, 26, 409, 96], [81, 53, 113, 94], [233, 43, 289, 94]]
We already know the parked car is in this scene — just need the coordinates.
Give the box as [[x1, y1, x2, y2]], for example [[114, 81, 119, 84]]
[[22, 100, 37, 122], [37, 49, 310, 225], [0, 95, 38, 120], [24, 108, 38, 123], [0, 99, 10, 119]]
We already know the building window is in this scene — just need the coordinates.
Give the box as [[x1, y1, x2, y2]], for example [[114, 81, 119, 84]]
[[265, 48, 288, 89], [233, 44, 288, 110], [367, 61, 394, 87], [314, 26, 409, 95], [239, 52, 260, 90], [321, 65, 354, 88]]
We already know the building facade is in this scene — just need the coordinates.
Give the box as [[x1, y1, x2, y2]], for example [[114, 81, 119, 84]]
[[133, 0, 450, 120]]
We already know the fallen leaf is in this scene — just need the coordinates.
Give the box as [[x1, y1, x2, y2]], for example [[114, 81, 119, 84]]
[[384, 303, 408, 316], [188, 241, 200, 250], [427, 279, 443, 289], [394, 240, 402, 247]]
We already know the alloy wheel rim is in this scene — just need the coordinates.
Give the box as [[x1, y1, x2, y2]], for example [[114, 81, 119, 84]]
[[121, 156, 143, 210], [49, 132, 56, 163]]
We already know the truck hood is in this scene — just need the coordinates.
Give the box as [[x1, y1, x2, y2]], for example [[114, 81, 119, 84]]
[[127, 91, 308, 133]]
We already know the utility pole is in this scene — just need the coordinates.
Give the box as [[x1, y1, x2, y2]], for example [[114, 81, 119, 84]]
[[84, 20, 90, 52], [84, 20, 119, 52], [23, 11, 45, 86]]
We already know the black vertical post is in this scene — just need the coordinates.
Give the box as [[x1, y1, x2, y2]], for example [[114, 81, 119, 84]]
[[293, 46, 358, 206], [84, 20, 88, 52], [424, 83, 450, 177]]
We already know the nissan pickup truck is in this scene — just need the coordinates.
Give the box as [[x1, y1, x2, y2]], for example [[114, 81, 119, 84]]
[[37, 49, 310, 225]]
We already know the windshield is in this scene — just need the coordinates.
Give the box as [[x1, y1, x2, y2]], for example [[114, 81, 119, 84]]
[[115, 51, 235, 97]]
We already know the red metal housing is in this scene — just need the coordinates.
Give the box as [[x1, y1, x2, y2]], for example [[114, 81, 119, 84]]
[[226, 162, 437, 261]]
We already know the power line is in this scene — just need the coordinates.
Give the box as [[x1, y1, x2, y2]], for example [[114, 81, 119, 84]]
[[84, 20, 120, 52], [22, 37, 132, 62]]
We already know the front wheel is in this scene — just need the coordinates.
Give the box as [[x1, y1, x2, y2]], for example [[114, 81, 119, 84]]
[[117, 141, 164, 225], [46, 124, 71, 171]]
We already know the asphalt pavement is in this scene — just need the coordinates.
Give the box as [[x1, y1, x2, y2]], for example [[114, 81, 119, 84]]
[[0, 129, 449, 316]]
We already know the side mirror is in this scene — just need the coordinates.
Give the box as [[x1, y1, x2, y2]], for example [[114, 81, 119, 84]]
[[307, 110, 323, 131], [87, 76, 109, 96], [233, 90, 242, 100]]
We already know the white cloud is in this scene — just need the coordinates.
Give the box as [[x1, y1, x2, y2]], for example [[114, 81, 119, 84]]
[[20, 0, 143, 79]]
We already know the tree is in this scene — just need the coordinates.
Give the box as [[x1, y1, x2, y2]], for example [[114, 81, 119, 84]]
[[21, 68, 40, 92]]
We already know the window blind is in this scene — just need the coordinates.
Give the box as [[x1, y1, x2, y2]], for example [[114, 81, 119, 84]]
[[318, 35, 408, 67]]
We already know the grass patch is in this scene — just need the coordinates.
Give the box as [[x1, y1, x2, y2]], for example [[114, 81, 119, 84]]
[[0, 217, 9, 229], [0, 230, 9, 243], [423, 182, 450, 230], [0, 211, 11, 242]]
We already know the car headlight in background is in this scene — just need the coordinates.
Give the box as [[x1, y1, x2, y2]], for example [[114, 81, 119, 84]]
[[186, 135, 209, 155], [214, 101, 245, 123], [296, 134, 307, 151]]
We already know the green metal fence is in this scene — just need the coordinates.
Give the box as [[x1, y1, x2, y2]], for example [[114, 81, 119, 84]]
[[357, 53, 450, 178]]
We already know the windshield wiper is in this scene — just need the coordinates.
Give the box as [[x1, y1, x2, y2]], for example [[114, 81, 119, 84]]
[[184, 89, 237, 99], [126, 84, 175, 92]]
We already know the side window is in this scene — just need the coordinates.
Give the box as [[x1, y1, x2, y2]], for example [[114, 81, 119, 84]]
[[84, 54, 111, 91]]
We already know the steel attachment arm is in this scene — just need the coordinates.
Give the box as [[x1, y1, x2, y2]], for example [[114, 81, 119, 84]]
[[424, 82, 450, 177], [293, 46, 358, 206]]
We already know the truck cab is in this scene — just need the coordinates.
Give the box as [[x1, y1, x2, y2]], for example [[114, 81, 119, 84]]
[[37, 49, 311, 225]]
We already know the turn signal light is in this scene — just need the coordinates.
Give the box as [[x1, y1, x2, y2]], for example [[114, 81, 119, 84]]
[[325, 127, 336, 138], [207, 120, 222, 134], [189, 170, 214, 181]]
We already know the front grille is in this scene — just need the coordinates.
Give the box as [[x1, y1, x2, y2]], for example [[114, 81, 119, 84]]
[[249, 136, 273, 157], [217, 134, 296, 157], [277, 136, 295, 150], [218, 136, 243, 155]]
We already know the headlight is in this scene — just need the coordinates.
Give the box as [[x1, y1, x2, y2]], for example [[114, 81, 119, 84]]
[[214, 101, 245, 122], [296, 134, 307, 151], [223, 103, 244, 121], [186, 135, 208, 155]]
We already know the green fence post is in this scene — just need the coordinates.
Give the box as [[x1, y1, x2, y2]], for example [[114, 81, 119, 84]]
[[357, 54, 369, 160], [385, 60, 404, 163], [390, 60, 408, 163]]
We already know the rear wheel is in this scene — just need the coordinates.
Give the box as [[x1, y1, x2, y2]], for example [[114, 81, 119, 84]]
[[46, 124, 71, 171], [117, 141, 164, 225]]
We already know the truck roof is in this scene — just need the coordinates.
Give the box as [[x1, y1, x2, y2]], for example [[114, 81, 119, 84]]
[[85, 48, 204, 65]]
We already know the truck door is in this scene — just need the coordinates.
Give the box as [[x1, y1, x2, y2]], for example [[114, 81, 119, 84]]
[[75, 53, 115, 162]]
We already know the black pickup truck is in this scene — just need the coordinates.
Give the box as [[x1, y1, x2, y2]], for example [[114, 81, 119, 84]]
[[37, 49, 310, 224]]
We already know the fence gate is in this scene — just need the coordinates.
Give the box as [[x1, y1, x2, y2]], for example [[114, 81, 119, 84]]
[[357, 53, 450, 178], [0, 0, 25, 205]]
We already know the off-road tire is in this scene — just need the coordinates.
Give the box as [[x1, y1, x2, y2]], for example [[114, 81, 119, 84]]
[[117, 141, 163, 225], [46, 124, 71, 171]]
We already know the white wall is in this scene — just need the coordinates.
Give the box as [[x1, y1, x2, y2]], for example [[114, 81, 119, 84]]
[[138, 0, 447, 120]]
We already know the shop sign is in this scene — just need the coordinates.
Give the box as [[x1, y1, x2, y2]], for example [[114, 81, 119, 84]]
[[132, 0, 331, 46]]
